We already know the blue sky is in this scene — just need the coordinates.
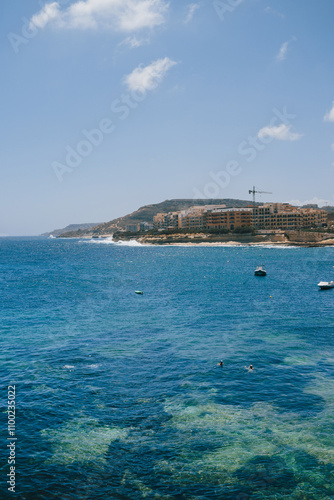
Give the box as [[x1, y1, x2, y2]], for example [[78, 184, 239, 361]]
[[1, 0, 334, 235]]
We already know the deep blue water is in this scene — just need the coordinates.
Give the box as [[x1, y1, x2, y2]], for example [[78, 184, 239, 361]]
[[1, 237, 334, 499]]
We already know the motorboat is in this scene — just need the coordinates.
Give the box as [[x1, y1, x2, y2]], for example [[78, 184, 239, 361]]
[[317, 281, 334, 290], [254, 265, 266, 276]]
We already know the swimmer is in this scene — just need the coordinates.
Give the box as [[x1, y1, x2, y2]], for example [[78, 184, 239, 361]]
[[217, 360, 224, 367], [247, 364, 254, 372]]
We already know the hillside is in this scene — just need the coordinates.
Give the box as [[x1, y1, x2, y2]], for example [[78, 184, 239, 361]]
[[59, 199, 257, 237], [41, 223, 101, 238]]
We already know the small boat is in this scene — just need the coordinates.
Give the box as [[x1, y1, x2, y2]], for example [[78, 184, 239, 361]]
[[317, 281, 334, 290], [135, 290, 143, 295], [254, 265, 266, 276]]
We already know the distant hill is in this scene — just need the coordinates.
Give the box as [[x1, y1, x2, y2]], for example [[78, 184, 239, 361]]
[[59, 199, 258, 237], [41, 223, 102, 238]]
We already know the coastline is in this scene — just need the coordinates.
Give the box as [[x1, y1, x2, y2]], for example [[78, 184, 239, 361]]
[[59, 227, 334, 247], [149, 239, 334, 247], [85, 232, 334, 247]]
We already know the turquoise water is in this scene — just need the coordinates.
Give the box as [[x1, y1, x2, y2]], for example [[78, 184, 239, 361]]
[[1, 237, 334, 499]]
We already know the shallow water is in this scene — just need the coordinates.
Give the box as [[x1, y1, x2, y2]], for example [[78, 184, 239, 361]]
[[0, 237, 333, 499]]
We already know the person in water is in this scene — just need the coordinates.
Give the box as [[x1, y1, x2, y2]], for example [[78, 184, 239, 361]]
[[248, 364, 253, 371], [219, 360, 223, 367]]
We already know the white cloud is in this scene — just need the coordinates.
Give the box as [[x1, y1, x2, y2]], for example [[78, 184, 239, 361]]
[[324, 101, 334, 122], [185, 3, 200, 24], [119, 35, 149, 48], [277, 41, 289, 61], [29, 0, 169, 32], [30, 2, 61, 29], [124, 57, 177, 91], [258, 123, 303, 141]]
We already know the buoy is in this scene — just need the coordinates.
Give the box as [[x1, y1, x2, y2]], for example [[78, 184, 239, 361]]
[[135, 291, 143, 295]]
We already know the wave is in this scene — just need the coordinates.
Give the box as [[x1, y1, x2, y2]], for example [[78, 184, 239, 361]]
[[113, 238, 144, 247], [248, 244, 299, 249], [80, 236, 144, 247], [79, 238, 312, 250]]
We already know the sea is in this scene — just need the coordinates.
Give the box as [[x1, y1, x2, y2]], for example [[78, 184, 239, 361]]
[[0, 236, 334, 499]]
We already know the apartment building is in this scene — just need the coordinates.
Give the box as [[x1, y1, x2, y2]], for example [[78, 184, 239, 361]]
[[179, 205, 226, 229], [252, 203, 327, 229], [153, 205, 227, 230], [153, 212, 180, 230], [299, 207, 327, 227], [206, 208, 253, 230]]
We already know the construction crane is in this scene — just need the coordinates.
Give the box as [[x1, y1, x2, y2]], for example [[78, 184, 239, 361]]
[[249, 186, 272, 207], [249, 186, 273, 229]]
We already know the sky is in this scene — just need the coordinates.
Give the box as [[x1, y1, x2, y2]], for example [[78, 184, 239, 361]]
[[1, 0, 334, 235]]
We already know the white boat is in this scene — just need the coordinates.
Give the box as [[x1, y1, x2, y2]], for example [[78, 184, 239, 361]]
[[318, 281, 334, 290], [254, 265, 266, 276]]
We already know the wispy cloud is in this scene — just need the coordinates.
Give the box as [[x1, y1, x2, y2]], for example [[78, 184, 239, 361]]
[[29, 0, 169, 32], [264, 6, 285, 19], [258, 123, 303, 141], [124, 57, 177, 91], [276, 37, 295, 61], [119, 35, 149, 49], [185, 3, 200, 24], [324, 101, 334, 122], [277, 41, 289, 61]]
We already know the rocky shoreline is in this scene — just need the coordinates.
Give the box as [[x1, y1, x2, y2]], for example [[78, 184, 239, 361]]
[[109, 230, 334, 247], [59, 229, 334, 247]]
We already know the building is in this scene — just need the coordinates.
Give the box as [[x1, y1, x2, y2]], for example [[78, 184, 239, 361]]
[[153, 213, 166, 230], [252, 203, 327, 230], [179, 205, 226, 230], [126, 223, 140, 232], [205, 208, 253, 230], [139, 222, 153, 231], [154, 205, 227, 230], [153, 203, 327, 232], [153, 212, 180, 230], [299, 207, 327, 228]]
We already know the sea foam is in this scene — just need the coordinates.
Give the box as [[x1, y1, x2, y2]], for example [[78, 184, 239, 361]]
[[80, 236, 144, 247]]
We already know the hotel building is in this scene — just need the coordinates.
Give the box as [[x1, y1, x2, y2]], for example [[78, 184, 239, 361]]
[[205, 208, 253, 230]]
